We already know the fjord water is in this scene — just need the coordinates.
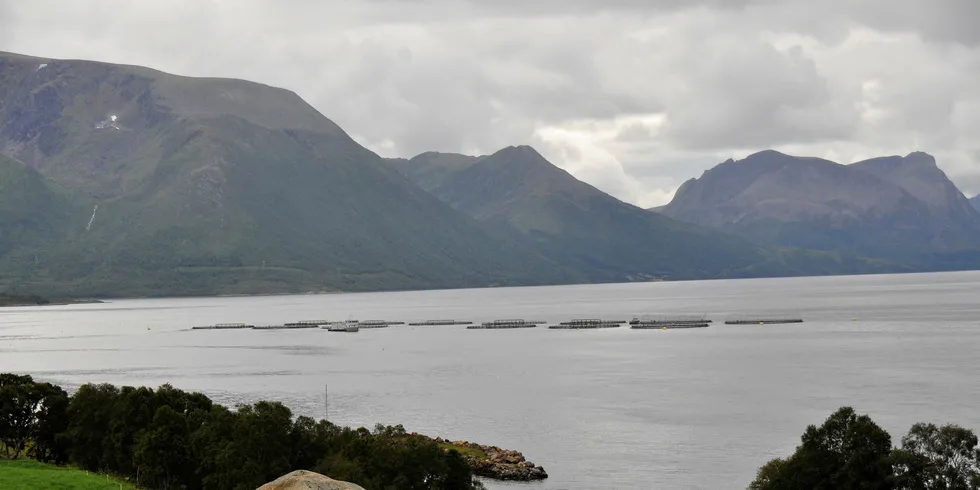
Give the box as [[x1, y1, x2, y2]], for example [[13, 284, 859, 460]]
[[2, 272, 980, 489]]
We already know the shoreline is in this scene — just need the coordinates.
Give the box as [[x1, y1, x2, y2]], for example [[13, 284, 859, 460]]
[[420, 435, 548, 481], [0, 299, 104, 308]]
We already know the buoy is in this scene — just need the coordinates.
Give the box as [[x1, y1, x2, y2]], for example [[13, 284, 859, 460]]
[[852, 318, 856, 321], [759, 322, 764, 325], [662, 327, 667, 331], [147, 327, 151, 331]]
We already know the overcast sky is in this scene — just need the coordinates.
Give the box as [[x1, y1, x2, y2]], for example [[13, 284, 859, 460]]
[[2, 0, 978, 206]]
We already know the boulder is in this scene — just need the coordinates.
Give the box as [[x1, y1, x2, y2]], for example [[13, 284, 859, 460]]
[[256, 470, 365, 490]]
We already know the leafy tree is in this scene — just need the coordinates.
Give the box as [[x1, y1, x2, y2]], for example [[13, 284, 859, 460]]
[[189, 404, 238, 490], [212, 401, 294, 490], [104, 385, 157, 475], [27, 381, 70, 464], [892, 423, 980, 490], [65, 383, 121, 471], [0, 373, 42, 458], [135, 405, 194, 490], [750, 407, 894, 490]]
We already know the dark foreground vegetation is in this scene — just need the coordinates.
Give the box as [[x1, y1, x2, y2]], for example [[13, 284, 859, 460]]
[[751, 407, 980, 490], [0, 374, 483, 490]]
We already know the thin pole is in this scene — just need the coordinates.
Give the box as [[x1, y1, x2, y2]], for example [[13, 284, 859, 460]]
[[325, 384, 328, 421]]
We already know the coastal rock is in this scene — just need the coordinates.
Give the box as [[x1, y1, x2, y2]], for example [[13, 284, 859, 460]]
[[433, 437, 548, 481], [256, 470, 365, 490]]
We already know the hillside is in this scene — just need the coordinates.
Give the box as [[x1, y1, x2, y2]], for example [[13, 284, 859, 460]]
[[660, 150, 980, 267], [0, 51, 572, 296], [390, 147, 893, 280], [972, 195, 980, 213]]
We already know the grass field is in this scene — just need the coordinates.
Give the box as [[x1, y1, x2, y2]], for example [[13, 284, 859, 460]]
[[0, 459, 136, 490], [438, 442, 488, 459]]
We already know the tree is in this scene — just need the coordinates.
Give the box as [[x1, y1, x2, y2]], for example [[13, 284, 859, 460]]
[[892, 423, 980, 490], [65, 383, 121, 470], [749, 407, 895, 490], [104, 385, 157, 475], [28, 381, 70, 464], [0, 373, 42, 458], [211, 401, 294, 490], [135, 405, 193, 490]]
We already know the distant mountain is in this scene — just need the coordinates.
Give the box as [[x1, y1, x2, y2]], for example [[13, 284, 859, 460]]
[[660, 150, 980, 267], [969, 195, 979, 213], [390, 147, 894, 281], [0, 51, 571, 296]]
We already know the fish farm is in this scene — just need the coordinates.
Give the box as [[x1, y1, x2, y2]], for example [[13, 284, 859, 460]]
[[630, 315, 711, 329], [191, 323, 253, 330], [467, 319, 545, 329], [253, 323, 320, 330], [361, 320, 404, 326], [724, 314, 804, 325], [631, 321, 709, 329], [408, 320, 473, 326], [548, 319, 625, 329], [190, 313, 804, 331]]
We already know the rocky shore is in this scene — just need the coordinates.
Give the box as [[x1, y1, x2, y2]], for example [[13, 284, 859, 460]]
[[430, 437, 548, 481]]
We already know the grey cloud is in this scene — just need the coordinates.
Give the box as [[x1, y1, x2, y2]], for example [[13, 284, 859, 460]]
[[662, 39, 858, 149]]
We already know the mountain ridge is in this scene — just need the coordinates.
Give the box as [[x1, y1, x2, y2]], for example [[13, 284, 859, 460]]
[[390, 146, 902, 280], [0, 51, 575, 296], [660, 150, 980, 266]]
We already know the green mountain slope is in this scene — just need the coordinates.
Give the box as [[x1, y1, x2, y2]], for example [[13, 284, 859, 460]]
[[0, 51, 572, 296], [390, 146, 883, 281], [0, 153, 79, 259], [660, 150, 980, 268]]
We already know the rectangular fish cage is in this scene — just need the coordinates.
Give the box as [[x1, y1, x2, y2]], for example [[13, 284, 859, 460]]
[[724, 314, 803, 325], [408, 320, 473, 326], [629, 315, 711, 326], [549, 319, 625, 329], [467, 319, 544, 329], [191, 323, 254, 330]]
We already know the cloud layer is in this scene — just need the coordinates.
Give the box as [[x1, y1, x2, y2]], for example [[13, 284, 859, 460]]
[[2, 0, 978, 206]]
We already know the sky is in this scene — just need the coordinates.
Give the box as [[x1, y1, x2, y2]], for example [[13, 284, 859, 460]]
[[1, 0, 978, 207]]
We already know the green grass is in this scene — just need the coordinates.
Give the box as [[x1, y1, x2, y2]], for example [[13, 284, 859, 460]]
[[438, 442, 488, 460], [0, 459, 136, 490]]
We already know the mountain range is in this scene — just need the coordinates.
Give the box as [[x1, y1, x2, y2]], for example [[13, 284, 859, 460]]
[[971, 195, 980, 213], [387, 146, 769, 281], [1, 50, 978, 297], [659, 150, 980, 268], [0, 51, 574, 296]]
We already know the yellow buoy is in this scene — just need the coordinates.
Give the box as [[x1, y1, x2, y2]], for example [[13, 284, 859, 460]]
[[662, 327, 667, 331], [147, 327, 151, 331], [759, 322, 764, 325], [852, 318, 856, 321]]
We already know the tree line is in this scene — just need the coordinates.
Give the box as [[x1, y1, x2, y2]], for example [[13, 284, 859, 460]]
[[0, 373, 483, 490], [750, 407, 980, 490]]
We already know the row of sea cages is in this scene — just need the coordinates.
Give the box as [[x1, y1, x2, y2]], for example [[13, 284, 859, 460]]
[[192, 313, 804, 332], [192, 319, 405, 331]]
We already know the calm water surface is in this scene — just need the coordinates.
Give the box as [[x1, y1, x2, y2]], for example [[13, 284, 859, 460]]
[[2, 271, 980, 489]]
